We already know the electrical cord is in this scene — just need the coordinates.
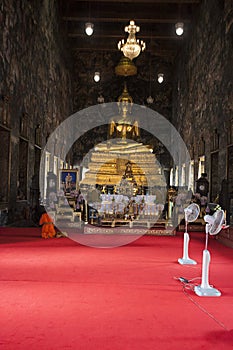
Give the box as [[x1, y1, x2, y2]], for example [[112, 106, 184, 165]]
[[174, 276, 229, 331]]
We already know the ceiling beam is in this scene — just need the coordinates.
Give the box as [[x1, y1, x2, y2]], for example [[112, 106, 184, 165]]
[[67, 0, 200, 3], [63, 16, 191, 24], [68, 33, 183, 40], [73, 47, 176, 57]]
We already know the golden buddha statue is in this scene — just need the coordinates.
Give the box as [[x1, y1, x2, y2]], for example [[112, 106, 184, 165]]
[[109, 82, 139, 142], [80, 83, 166, 189]]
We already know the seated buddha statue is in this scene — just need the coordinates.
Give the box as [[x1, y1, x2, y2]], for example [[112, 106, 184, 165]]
[[109, 83, 139, 142]]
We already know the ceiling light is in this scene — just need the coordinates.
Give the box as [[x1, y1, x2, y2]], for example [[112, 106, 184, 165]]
[[175, 22, 184, 36], [118, 20, 146, 60], [85, 22, 94, 36], [158, 73, 164, 84], [94, 71, 100, 82], [97, 94, 105, 103], [147, 54, 154, 104], [146, 96, 154, 104], [115, 56, 137, 76]]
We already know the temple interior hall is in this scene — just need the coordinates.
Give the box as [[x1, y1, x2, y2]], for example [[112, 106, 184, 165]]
[[1, 0, 232, 240], [0, 1, 233, 348]]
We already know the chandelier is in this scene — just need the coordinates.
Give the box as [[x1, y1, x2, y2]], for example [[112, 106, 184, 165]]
[[118, 20, 146, 60]]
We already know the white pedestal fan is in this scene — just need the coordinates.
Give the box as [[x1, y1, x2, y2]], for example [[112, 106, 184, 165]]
[[194, 209, 224, 297], [178, 203, 200, 265]]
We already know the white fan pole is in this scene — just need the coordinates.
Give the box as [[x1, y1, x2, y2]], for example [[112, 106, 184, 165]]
[[194, 224, 221, 297], [178, 217, 197, 265]]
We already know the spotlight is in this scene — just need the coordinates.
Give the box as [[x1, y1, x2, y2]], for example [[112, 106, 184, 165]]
[[94, 72, 100, 82], [158, 73, 164, 84], [175, 22, 184, 36], [85, 22, 94, 36]]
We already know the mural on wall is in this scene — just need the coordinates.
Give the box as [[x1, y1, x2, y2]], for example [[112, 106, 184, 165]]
[[173, 0, 233, 195], [0, 0, 74, 223], [73, 51, 172, 112]]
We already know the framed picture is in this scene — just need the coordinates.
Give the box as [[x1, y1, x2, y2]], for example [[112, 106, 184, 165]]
[[59, 169, 79, 193]]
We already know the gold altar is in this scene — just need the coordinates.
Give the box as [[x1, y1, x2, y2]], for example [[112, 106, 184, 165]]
[[80, 84, 166, 192], [76, 84, 167, 228]]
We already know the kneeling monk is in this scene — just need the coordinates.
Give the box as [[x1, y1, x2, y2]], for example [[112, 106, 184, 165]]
[[39, 211, 56, 239]]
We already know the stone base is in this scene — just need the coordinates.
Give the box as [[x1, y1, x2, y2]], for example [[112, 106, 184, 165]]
[[178, 222, 205, 232], [147, 228, 176, 236], [84, 225, 176, 236]]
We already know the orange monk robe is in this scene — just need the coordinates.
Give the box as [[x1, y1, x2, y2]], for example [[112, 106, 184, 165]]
[[39, 212, 56, 239]]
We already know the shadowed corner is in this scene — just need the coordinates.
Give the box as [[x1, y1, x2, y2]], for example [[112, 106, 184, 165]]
[[205, 329, 233, 343]]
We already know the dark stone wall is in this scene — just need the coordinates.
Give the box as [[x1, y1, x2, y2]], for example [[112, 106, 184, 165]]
[[0, 0, 73, 223], [173, 0, 233, 197]]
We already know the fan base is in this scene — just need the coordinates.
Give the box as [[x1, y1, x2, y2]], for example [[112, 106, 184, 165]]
[[194, 285, 221, 297], [178, 258, 197, 265]]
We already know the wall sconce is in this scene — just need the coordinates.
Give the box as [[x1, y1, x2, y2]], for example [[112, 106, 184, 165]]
[[85, 22, 94, 36], [175, 22, 184, 36], [158, 73, 164, 84], [94, 71, 100, 82]]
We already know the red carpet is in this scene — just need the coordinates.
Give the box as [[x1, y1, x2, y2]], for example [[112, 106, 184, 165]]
[[0, 227, 233, 349]]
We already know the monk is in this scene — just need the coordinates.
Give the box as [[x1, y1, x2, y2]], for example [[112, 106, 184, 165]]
[[39, 211, 57, 239]]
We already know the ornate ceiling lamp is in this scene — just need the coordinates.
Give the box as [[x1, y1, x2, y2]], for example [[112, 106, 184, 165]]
[[115, 56, 137, 76], [118, 20, 146, 60]]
